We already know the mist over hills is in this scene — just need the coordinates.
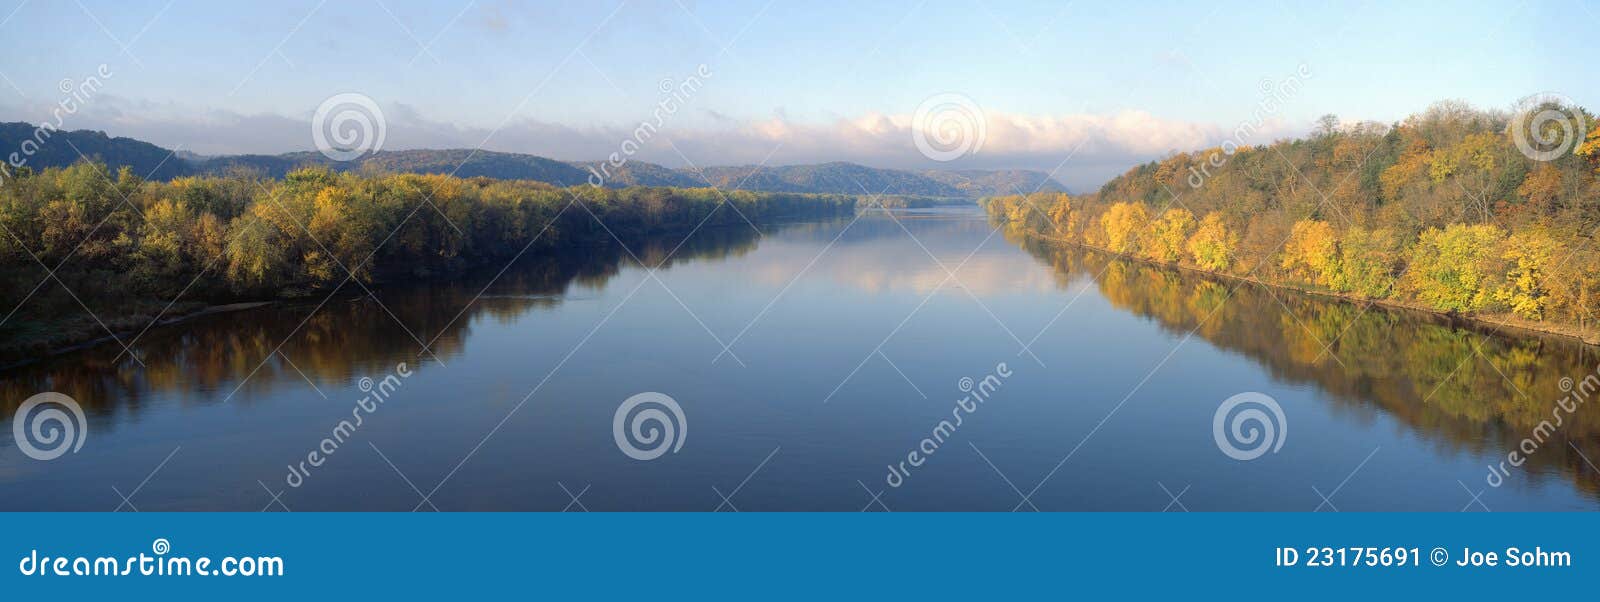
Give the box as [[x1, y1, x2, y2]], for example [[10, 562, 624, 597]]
[[0, 122, 1067, 197]]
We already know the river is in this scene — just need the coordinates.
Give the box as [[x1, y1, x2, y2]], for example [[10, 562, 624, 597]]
[[2, 205, 1597, 510]]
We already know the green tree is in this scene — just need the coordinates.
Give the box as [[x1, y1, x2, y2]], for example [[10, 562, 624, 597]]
[[1404, 224, 1506, 313]]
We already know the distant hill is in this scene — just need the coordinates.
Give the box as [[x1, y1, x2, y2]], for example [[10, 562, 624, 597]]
[[190, 149, 595, 185], [356, 149, 593, 184], [919, 169, 1065, 197], [0, 122, 1065, 197], [187, 153, 302, 178], [570, 160, 704, 188], [687, 163, 1067, 197], [696, 162, 943, 196], [0, 122, 187, 181]]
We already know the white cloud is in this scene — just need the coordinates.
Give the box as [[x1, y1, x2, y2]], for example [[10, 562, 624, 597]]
[[1, 95, 1310, 189]]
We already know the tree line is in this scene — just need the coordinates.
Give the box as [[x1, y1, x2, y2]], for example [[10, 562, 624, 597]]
[[987, 100, 1600, 339], [0, 162, 855, 360]]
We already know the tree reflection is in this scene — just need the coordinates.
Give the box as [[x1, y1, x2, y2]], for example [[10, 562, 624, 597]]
[[1012, 230, 1600, 499], [0, 224, 766, 424]]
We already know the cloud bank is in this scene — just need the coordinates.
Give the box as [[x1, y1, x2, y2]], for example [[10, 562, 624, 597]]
[[1, 95, 1309, 189]]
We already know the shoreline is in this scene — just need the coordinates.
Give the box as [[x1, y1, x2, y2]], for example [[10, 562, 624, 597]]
[[0, 211, 849, 370], [1020, 230, 1600, 348], [0, 301, 275, 371]]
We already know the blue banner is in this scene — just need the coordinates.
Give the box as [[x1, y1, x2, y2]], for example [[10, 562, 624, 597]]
[[0, 513, 1588, 599]]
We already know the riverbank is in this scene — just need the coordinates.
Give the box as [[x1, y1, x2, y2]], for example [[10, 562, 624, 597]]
[[0, 204, 843, 368], [0, 301, 275, 370], [1018, 229, 1600, 347], [0, 163, 861, 368]]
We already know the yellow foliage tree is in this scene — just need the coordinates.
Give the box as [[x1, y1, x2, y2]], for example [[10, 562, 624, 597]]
[[1337, 227, 1402, 298], [1047, 194, 1073, 236], [1280, 219, 1341, 287], [135, 199, 195, 276], [1003, 196, 1032, 224], [1186, 213, 1237, 272], [1099, 202, 1149, 255], [1379, 139, 1431, 199], [1580, 124, 1600, 172], [1404, 223, 1507, 313], [1143, 207, 1195, 263], [1494, 228, 1561, 320]]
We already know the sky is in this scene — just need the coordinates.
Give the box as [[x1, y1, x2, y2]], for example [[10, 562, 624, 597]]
[[0, 0, 1594, 189]]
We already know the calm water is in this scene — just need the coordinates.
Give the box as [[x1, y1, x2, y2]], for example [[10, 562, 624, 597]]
[[3, 205, 1598, 511]]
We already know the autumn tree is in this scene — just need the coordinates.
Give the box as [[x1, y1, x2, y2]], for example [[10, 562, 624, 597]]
[[982, 99, 1600, 338], [1404, 224, 1506, 313], [1337, 227, 1402, 298], [1186, 213, 1237, 272], [1493, 228, 1561, 320], [1099, 202, 1149, 255], [1280, 219, 1341, 287], [1143, 207, 1195, 263], [1580, 124, 1600, 172]]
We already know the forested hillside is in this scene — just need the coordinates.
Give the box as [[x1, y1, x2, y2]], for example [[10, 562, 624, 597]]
[[0, 122, 187, 181], [0, 162, 855, 361], [987, 101, 1600, 339]]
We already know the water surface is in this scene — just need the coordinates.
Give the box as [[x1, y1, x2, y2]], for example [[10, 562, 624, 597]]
[[3, 206, 1598, 511]]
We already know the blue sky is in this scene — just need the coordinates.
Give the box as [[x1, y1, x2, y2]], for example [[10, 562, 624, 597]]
[[0, 0, 1594, 187]]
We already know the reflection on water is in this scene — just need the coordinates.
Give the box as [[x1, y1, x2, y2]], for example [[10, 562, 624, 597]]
[[1, 206, 1597, 510], [1008, 230, 1600, 502], [0, 224, 764, 418]]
